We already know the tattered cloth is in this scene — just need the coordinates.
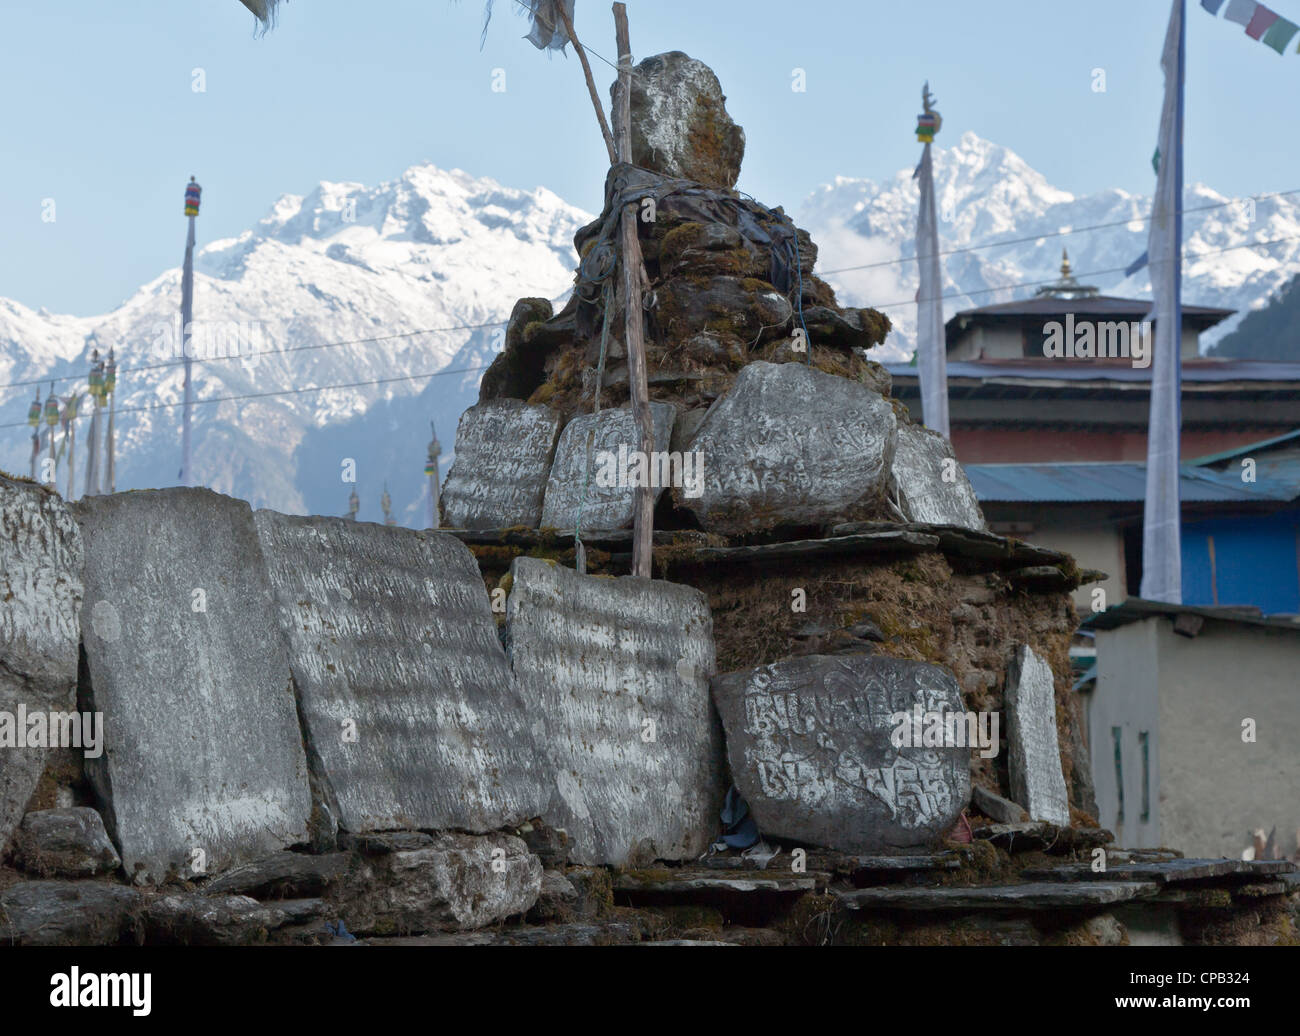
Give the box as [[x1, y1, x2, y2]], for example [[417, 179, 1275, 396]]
[[573, 163, 803, 335]]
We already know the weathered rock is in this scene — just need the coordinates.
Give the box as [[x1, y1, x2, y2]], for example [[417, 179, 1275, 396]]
[[892, 423, 987, 531], [200, 850, 347, 898], [14, 807, 120, 877], [440, 400, 562, 529], [253, 511, 543, 834], [140, 893, 289, 946], [676, 362, 897, 534], [0, 477, 83, 859], [335, 832, 542, 935], [519, 821, 569, 870], [626, 51, 745, 189], [656, 275, 792, 346], [801, 305, 890, 351], [1005, 645, 1070, 826], [539, 402, 676, 532], [340, 830, 434, 855], [505, 557, 723, 865], [711, 654, 970, 853], [528, 869, 580, 922], [76, 489, 312, 884], [478, 296, 554, 402], [836, 881, 1158, 911], [971, 785, 1029, 825], [0, 880, 138, 946]]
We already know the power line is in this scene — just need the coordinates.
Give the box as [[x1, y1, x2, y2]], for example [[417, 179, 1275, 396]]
[[818, 188, 1300, 277], [0, 363, 494, 431], [0, 287, 574, 396]]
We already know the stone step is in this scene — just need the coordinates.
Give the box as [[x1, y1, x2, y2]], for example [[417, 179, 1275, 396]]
[[613, 868, 828, 894], [1022, 858, 1296, 885], [836, 881, 1159, 912]]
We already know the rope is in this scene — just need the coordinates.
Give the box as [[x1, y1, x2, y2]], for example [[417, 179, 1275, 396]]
[[573, 278, 614, 572]]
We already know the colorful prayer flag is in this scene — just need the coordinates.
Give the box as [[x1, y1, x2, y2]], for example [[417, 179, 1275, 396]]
[[1224, 0, 1257, 25], [1261, 13, 1300, 49], [1201, 0, 1227, 11], [1245, 3, 1280, 37]]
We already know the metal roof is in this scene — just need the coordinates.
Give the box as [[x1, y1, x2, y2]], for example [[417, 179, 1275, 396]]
[[965, 462, 1295, 504], [887, 359, 1300, 385], [1084, 597, 1300, 633]]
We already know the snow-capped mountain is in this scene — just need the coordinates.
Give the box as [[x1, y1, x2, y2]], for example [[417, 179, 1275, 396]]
[[799, 131, 1300, 362], [2, 136, 1295, 526], [0, 165, 590, 524]]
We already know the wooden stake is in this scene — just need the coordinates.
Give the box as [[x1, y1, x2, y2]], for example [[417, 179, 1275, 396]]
[[556, 4, 618, 165], [612, 1, 655, 579]]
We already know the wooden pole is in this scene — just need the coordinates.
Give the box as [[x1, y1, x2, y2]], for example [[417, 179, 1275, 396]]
[[612, 2, 655, 579], [556, 4, 618, 165]]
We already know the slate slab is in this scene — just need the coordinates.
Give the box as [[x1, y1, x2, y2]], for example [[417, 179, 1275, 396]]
[[1005, 644, 1070, 826], [540, 402, 676, 532], [440, 399, 562, 530], [711, 654, 970, 853], [76, 489, 312, 884], [836, 881, 1159, 911], [1023, 858, 1297, 885], [0, 477, 83, 858], [505, 557, 723, 866], [253, 511, 544, 834], [675, 362, 897, 534], [892, 422, 986, 530]]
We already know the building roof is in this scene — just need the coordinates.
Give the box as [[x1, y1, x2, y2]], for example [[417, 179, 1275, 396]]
[[965, 462, 1294, 504], [945, 294, 1234, 339], [1188, 429, 1300, 466], [887, 358, 1300, 387], [1084, 597, 1300, 633]]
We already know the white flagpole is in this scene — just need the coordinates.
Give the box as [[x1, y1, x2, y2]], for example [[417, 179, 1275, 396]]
[[1140, 0, 1185, 603], [180, 214, 196, 487], [914, 84, 950, 438]]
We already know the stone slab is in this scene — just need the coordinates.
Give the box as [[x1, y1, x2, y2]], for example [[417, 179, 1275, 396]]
[[505, 557, 723, 866], [0, 477, 83, 858], [1023, 858, 1297, 885], [440, 399, 562, 530], [837, 881, 1159, 912], [612, 869, 825, 894], [676, 362, 897, 534], [711, 654, 970, 853], [540, 402, 676, 532], [253, 511, 543, 834], [76, 489, 312, 883], [892, 422, 986, 531], [1005, 644, 1070, 826]]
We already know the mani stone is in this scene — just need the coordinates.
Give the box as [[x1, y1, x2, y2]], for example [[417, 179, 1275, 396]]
[[710, 654, 971, 853], [253, 511, 544, 835], [892, 422, 987, 531], [627, 51, 746, 190], [675, 362, 897, 535], [505, 557, 723, 866], [540, 402, 676, 532], [440, 399, 562, 529], [76, 489, 313, 884], [1005, 645, 1070, 826], [0, 477, 83, 859]]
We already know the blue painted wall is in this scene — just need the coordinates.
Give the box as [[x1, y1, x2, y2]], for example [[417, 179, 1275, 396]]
[[1181, 508, 1300, 615]]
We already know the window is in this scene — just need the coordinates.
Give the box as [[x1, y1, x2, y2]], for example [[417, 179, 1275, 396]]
[[1111, 727, 1124, 824], [1139, 731, 1150, 823]]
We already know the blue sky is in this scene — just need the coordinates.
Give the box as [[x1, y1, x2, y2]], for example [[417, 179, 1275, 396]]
[[2, 0, 1298, 316]]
